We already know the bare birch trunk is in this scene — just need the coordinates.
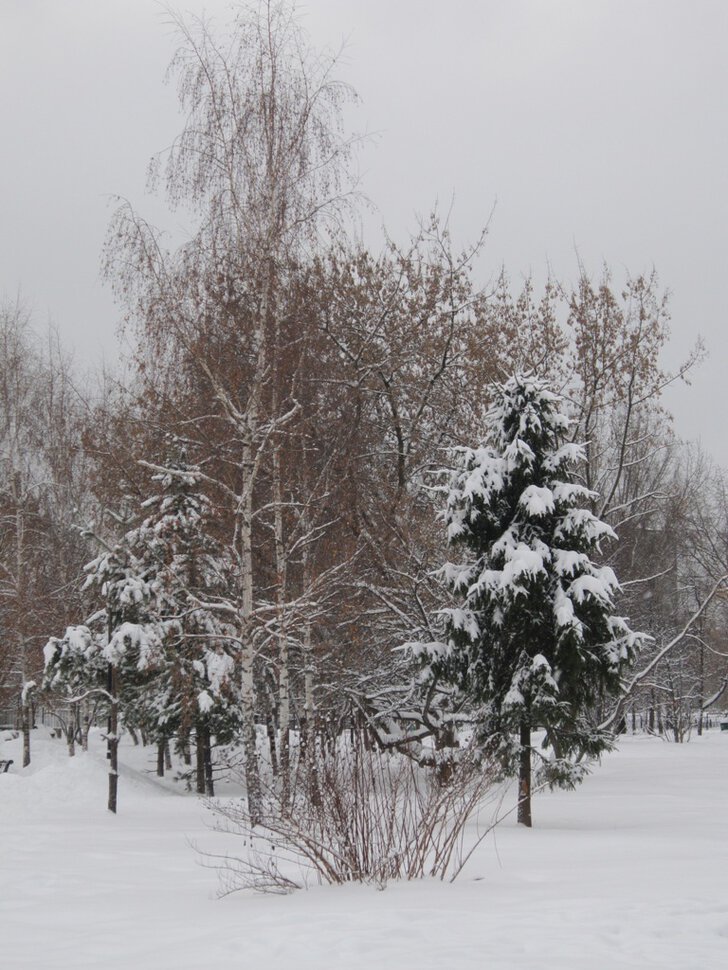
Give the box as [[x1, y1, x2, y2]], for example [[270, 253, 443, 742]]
[[301, 614, 315, 757], [300, 531, 320, 806], [273, 443, 290, 804], [203, 728, 214, 797], [16, 485, 31, 769], [697, 635, 705, 736], [240, 437, 261, 822], [236, 265, 270, 824], [240, 640, 260, 817]]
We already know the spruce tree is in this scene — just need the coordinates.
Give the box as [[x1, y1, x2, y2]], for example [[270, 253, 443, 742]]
[[45, 455, 237, 803], [428, 374, 643, 825], [124, 457, 238, 794]]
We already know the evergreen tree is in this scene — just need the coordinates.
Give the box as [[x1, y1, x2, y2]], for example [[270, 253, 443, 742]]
[[424, 374, 643, 825], [124, 456, 238, 794], [45, 454, 236, 804], [45, 539, 162, 812]]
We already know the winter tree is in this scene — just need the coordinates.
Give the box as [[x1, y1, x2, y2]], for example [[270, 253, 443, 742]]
[[104, 0, 360, 818], [0, 300, 91, 765], [44, 452, 238, 807], [420, 374, 644, 826], [125, 456, 239, 795]]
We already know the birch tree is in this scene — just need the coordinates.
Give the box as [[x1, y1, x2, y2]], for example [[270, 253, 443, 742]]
[[0, 301, 91, 763], [104, 0, 358, 815]]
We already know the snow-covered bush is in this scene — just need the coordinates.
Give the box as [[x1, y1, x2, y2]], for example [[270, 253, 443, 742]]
[[206, 741, 500, 892]]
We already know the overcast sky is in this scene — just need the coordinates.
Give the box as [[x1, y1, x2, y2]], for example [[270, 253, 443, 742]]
[[1, 0, 726, 461]]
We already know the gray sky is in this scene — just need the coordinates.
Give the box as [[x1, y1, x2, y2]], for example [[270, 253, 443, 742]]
[[1, 0, 726, 461]]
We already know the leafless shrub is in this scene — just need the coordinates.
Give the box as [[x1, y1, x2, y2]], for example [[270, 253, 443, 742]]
[[205, 739, 502, 893]]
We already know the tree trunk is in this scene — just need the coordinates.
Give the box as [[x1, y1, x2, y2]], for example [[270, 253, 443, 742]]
[[301, 635, 315, 761], [17, 492, 31, 768], [107, 665, 119, 814], [300, 509, 320, 806], [164, 739, 172, 771], [195, 723, 206, 795], [21, 697, 31, 768], [240, 640, 261, 821], [157, 740, 165, 777], [240, 435, 262, 824], [517, 721, 532, 828], [203, 727, 214, 797], [697, 636, 705, 736], [266, 703, 279, 777], [272, 438, 291, 805], [67, 703, 76, 757]]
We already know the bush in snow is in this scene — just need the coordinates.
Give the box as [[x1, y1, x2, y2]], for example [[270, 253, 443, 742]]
[[207, 739, 501, 892]]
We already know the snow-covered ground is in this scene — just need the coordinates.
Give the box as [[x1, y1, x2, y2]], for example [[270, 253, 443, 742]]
[[1, 728, 726, 970]]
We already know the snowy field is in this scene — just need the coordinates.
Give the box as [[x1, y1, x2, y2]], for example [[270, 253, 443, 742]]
[[1, 729, 727, 970]]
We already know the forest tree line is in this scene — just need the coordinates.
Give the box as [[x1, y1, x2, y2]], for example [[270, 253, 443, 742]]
[[1, 3, 726, 815]]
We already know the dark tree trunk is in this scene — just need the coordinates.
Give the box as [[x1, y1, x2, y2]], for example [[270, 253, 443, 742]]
[[266, 710, 278, 777], [21, 700, 31, 768], [107, 665, 119, 814], [195, 723, 206, 795], [518, 721, 532, 828], [300, 715, 322, 808], [157, 740, 165, 777], [67, 703, 76, 758]]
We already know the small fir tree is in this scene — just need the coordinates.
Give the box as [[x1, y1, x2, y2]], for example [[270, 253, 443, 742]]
[[423, 374, 643, 826], [45, 454, 236, 805], [124, 456, 238, 794]]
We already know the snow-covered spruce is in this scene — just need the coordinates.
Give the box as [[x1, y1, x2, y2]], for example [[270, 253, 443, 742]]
[[414, 374, 645, 825], [44, 454, 238, 806]]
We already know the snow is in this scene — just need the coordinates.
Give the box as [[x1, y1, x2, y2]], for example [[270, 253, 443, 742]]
[[197, 689, 214, 713], [568, 571, 618, 605], [1, 730, 728, 969], [204, 649, 235, 693], [105, 621, 163, 668], [518, 484, 555, 517], [553, 586, 582, 632], [440, 607, 480, 639]]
